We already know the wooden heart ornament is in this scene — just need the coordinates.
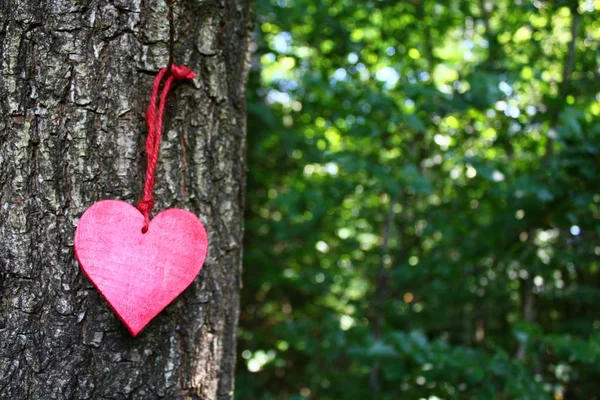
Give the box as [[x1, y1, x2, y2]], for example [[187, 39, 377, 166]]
[[74, 200, 208, 336]]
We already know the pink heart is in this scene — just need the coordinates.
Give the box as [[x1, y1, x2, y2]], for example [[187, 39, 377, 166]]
[[74, 200, 208, 336]]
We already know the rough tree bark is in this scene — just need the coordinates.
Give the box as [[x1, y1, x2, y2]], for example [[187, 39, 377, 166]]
[[0, 0, 251, 399]]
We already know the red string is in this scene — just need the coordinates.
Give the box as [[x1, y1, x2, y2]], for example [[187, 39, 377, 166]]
[[137, 65, 195, 231]]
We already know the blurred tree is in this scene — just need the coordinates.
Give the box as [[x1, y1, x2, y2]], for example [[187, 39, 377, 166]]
[[239, 0, 600, 399]]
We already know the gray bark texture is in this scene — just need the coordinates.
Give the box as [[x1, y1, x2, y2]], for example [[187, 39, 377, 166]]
[[0, 0, 251, 398]]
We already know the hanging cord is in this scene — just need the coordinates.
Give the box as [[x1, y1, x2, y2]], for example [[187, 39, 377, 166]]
[[137, 65, 195, 232]]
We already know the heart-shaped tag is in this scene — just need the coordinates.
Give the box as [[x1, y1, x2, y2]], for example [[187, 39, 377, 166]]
[[74, 200, 208, 336]]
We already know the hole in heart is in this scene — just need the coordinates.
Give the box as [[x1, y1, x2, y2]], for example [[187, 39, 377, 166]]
[[141, 226, 148, 234]]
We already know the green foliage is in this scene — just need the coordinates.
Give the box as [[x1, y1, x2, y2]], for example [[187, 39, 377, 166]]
[[238, 0, 600, 399]]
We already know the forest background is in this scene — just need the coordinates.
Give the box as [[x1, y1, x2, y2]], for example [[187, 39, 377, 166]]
[[237, 0, 600, 399]]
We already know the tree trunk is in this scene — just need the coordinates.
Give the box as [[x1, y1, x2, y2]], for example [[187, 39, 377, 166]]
[[0, 0, 251, 399]]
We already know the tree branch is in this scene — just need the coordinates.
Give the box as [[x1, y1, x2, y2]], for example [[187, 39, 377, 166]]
[[369, 194, 397, 395]]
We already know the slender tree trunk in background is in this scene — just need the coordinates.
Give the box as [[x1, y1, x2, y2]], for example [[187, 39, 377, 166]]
[[0, 1, 250, 399]]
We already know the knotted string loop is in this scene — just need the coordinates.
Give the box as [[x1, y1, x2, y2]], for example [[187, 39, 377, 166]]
[[137, 65, 195, 231]]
